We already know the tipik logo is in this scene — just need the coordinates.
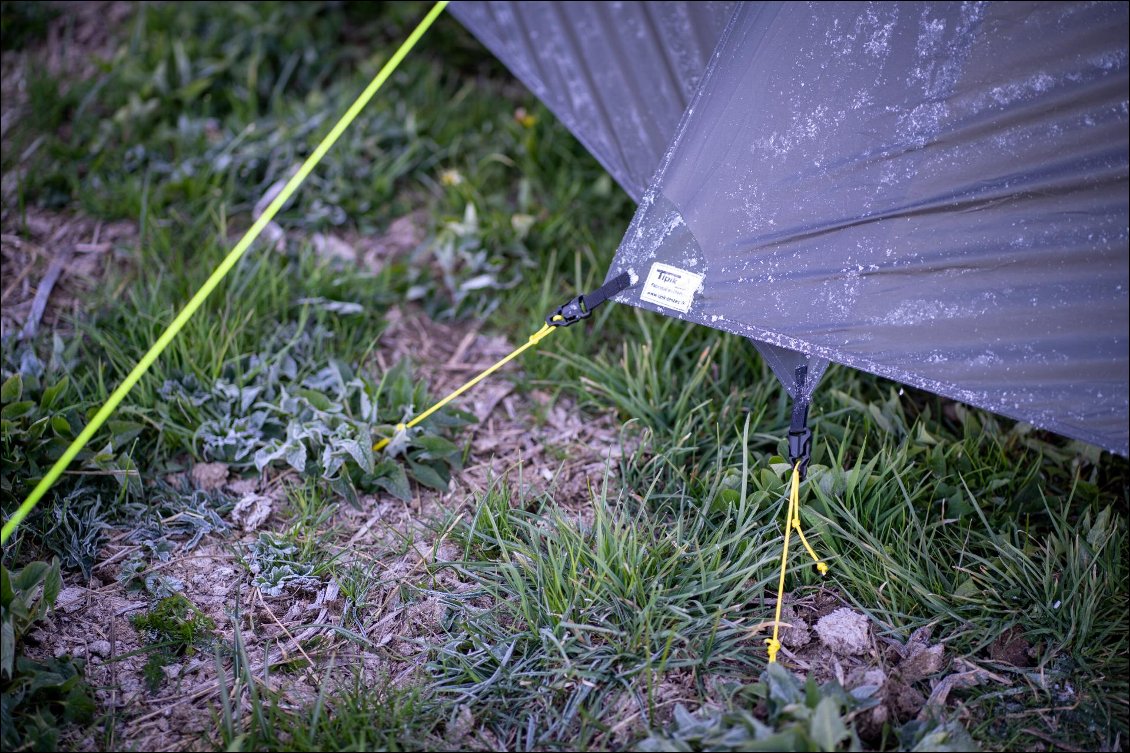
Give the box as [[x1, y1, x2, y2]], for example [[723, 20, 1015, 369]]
[[657, 271, 680, 284]]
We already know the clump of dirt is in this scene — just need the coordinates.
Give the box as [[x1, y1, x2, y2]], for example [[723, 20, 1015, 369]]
[[814, 607, 870, 656], [188, 462, 229, 491], [777, 603, 812, 648], [230, 492, 274, 531]]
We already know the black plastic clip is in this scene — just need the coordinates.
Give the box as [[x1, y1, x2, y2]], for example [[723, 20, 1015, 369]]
[[788, 365, 813, 479], [546, 271, 633, 328], [547, 295, 593, 327]]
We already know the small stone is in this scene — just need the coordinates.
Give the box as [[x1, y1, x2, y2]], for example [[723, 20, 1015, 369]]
[[815, 608, 871, 656], [88, 640, 112, 658], [56, 586, 86, 613]]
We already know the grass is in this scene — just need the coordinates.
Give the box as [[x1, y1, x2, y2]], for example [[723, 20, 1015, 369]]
[[1, 1, 1127, 751]]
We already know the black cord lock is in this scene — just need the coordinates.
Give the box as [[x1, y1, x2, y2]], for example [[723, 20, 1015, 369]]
[[546, 271, 632, 328], [788, 365, 813, 479], [547, 295, 593, 326]]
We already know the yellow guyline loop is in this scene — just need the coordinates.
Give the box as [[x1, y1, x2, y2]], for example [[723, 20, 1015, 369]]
[[372, 317, 562, 452], [794, 512, 829, 575], [766, 461, 829, 664], [1, 1, 451, 545]]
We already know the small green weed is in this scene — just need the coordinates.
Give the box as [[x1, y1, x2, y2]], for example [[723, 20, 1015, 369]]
[[131, 593, 217, 649], [1, 339, 141, 564], [159, 330, 471, 503], [0, 341, 139, 502], [131, 593, 218, 692], [246, 532, 326, 597]]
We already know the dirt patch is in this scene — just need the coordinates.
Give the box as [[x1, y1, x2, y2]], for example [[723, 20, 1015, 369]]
[[988, 626, 1032, 667], [28, 515, 458, 751], [1, 207, 136, 339], [23, 542, 244, 752]]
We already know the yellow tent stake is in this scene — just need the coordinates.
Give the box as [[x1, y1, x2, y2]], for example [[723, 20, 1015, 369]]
[[374, 318, 560, 451], [2, 1, 450, 545]]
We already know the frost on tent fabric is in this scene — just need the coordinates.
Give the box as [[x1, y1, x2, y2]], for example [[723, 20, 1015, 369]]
[[601, 1, 1129, 453]]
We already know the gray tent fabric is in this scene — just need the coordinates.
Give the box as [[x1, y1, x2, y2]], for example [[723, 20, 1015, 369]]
[[449, 1, 735, 202], [454, 2, 1129, 454], [608, 1, 1128, 454], [450, 0, 828, 396]]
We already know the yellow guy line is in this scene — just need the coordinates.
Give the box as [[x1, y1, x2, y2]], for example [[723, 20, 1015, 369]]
[[2, 1, 450, 544], [766, 462, 829, 664], [373, 318, 561, 452]]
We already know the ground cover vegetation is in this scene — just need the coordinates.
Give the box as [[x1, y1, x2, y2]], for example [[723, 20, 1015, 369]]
[[1, 2, 1127, 751]]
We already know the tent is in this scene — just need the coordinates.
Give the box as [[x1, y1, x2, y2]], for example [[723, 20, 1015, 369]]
[[451, 1, 1129, 456]]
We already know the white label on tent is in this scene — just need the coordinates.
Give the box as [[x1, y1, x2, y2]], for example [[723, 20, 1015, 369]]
[[640, 262, 703, 314]]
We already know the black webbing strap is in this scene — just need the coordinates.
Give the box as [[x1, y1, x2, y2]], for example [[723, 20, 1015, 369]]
[[547, 271, 633, 327], [788, 365, 814, 479]]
